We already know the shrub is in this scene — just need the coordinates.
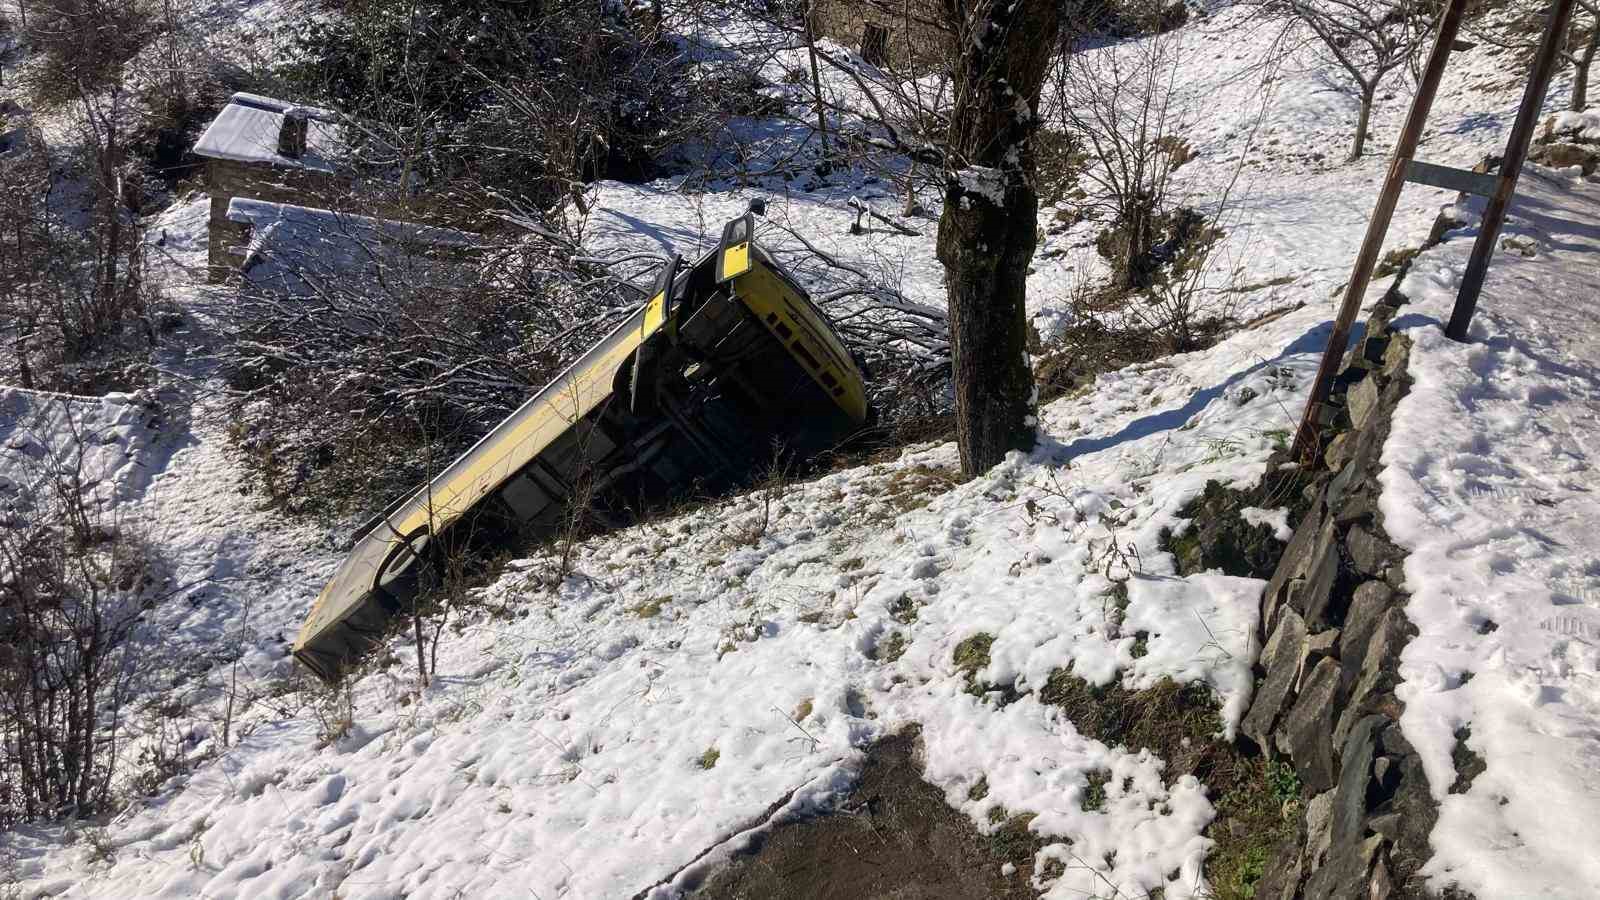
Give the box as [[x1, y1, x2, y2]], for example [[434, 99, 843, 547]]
[[0, 407, 169, 826]]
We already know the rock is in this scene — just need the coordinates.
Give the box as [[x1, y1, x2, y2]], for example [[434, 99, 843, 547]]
[[1334, 607, 1413, 747], [1263, 501, 1324, 632], [1530, 141, 1599, 175], [1375, 752, 1438, 884], [1325, 457, 1361, 511], [1254, 842, 1306, 900], [1381, 332, 1410, 375], [1262, 607, 1309, 672], [1337, 581, 1394, 681], [1304, 833, 1383, 900], [1369, 811, 1402, 841], [1277, 657, 1343, 793], [1377, 722, 1413, 757], [1333, 481, 1379, 527], [1449, 726, 1486, 795], [1383, 563, 1408, 592], [1332, 715, 1385, 847], [1305, 628, 1340, 665], [1346, 524, 1400, 578], [1243, 609, 1309, 752], [1370, 848, 1395, 900], [1346, 375, 1383, 431], [1366, 302, 1398, 335], [1294, 517, 1343, 630], [1305, 789, 1336, 872], [1425, 210, 1465, 245], [1500, 235, 1537, 258], [1322, 431, 1353, 471]]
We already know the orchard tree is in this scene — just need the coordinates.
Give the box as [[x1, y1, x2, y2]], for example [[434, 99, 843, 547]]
[[1262, 0, 1427, 160], [1567, 1, 1599, 110], [938, 0, 1064, 475]]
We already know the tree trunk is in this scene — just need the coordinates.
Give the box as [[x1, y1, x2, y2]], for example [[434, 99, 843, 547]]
[[1350, 84, 1376, 161], [1573, 22, 1597, 111], [936, 0, 1062, 476], [803, 1, 832, 173], [1118, 190, 1158, 291]]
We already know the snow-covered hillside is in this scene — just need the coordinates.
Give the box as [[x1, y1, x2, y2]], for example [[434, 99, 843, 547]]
[[3, 2, 1599, 898]]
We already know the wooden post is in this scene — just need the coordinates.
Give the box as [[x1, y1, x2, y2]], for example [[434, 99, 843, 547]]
[[1290, 0, 1470, 464], [1445, 0, 1579, 341]]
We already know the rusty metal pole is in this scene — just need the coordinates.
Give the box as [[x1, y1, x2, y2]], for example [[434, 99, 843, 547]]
[[1445, 0, 1579, 341], [1290, 0, 1471, 464]]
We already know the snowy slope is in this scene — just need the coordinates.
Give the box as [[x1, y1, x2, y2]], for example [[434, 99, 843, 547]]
[[1380, 169, 1600, 900], [4, 282, 1324, 900], [3, 3, 1595, 899]]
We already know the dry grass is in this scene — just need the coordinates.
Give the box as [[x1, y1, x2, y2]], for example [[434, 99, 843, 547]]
[[697, 746, 721, 770], [879, 463, 963, 514], [631, 596, 670, 618], [952, 633, 995, 694]]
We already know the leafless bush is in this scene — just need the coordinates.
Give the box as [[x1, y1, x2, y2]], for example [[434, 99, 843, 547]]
[[0, 405, 170, 827], [308, 676, 355, 749], [724, 447, 793, 547], [1037, 0, 1277, 362], [1047, 3, 1197, 293], [0, 124, 159, 394], [211, 211, 638, 516]]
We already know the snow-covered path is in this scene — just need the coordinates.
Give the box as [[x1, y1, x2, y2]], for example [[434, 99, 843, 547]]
[[133, 196, 341, 692], [1381, 169, 1600, 899]]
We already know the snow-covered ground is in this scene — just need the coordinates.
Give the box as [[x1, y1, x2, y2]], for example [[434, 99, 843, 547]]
[[3, 2, 1599, 898], [1381, 169, 1600, 900]]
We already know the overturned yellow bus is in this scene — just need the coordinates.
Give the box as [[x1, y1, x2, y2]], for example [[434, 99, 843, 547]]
[[293, 214, 869, 680]]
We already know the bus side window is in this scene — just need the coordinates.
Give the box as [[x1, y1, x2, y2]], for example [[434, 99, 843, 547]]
[[501, 473, 552, 522]]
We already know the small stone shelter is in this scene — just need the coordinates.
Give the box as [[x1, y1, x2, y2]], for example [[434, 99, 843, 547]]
[[192, 93, 358, 279]]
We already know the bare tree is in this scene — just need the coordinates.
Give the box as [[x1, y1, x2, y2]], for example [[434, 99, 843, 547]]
[[1572, 2, 1600, 110], [1048, 9, 1191, 292], [1256, 0, 1427, 160], [938, 0, 1063, 475], [1473, 0, 1600, 110]]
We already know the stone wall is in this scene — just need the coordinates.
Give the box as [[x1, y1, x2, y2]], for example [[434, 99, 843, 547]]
[[205, 158, 355, 279], [205, 159, 430, 280], [1238, 282, 1446, 899]]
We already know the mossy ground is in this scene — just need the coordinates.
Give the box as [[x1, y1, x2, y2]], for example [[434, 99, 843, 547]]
[[1163, 459, 1315, 579], [1038, 672, 1300, 899]]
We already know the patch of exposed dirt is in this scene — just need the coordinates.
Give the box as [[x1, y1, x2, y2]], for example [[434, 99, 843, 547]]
[[692, 729, 1041, 900]]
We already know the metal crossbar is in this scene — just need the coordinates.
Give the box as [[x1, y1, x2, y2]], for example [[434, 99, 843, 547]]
[[1290, 0, 1579, 462], [1404, 160, 1499, 197]]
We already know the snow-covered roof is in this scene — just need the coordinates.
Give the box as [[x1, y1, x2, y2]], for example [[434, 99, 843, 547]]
[[192, 92, 344, 172]]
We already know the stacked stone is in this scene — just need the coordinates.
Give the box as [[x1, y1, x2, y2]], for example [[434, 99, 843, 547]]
[[1240, 286, 1444, 900], [1530, 111, 1600, 176]]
